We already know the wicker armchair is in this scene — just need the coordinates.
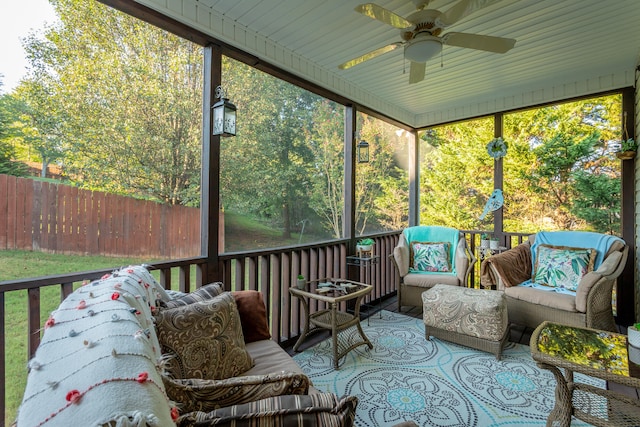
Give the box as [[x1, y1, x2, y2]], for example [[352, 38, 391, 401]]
[[481, 232, 628, 332], [390, 226, 475, 312]]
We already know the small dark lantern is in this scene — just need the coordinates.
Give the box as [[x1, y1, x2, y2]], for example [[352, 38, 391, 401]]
[[357, 140, 370, 163], [212, 85, 236, 137]]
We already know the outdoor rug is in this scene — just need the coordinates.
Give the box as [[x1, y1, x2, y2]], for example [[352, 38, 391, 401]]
[[292, 310, 605, 427]]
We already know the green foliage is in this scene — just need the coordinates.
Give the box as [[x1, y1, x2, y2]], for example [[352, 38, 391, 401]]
[[0, 89, 28, 176], [16, 0, 203, 205], [358, 238, 374, 245], [571, 171, 620, 233], [620, 138, 637, 152], [538, 323, 627, 375], [502, 95, 621, 233], [419, 95, 622, 235], [419, 117, 494, 230], [355, 114, 409, 234]]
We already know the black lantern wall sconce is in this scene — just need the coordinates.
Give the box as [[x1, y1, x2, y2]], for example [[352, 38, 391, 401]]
[[357, 140, 370, 163], [212, 85, 236, 137]]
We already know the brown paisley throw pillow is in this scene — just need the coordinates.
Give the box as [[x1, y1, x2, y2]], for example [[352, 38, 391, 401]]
[[156, 292, 253, 380]]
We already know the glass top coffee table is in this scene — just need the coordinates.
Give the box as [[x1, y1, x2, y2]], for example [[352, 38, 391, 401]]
[[290, 278, 373, 369], [530, 321, 640, 426]]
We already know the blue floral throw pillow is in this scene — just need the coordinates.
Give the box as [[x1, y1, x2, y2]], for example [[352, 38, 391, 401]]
[[410, 242, 451, 272], [533, 244, 596, 292]]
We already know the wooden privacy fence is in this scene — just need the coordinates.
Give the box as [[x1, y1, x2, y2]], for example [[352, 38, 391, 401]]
[[0, 174, 200, 258]]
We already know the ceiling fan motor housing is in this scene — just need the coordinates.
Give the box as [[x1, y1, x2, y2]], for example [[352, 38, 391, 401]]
[[404, 34, 442, 63]]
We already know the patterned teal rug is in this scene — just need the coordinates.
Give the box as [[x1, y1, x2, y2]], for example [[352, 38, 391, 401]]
[[293, 310, 605, 427]]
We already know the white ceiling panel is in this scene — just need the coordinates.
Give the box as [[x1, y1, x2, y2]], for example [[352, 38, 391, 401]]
[[137, 0, 640, 127]]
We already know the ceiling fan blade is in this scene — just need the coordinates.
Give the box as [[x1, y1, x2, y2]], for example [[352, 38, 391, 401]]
[[439, 0, 503, 27], [443, 32, 515, 53], [355, 3, 413, 29], [338, 43, 400, 70], [409, 61, 426, 84]]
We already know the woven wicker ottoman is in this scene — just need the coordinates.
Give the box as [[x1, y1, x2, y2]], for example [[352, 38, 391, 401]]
[[422, 284, 509, 359]]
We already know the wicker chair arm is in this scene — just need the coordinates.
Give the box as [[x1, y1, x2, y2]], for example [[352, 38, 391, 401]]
[[578, 245, 628, 329]]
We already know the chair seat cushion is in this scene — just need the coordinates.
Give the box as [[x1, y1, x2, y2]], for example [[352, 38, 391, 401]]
[[504, 285, 577, 312], [403, 272, 459, 287]]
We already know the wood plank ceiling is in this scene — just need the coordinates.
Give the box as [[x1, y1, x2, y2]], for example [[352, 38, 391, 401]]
[[137, 0, 640, 128]]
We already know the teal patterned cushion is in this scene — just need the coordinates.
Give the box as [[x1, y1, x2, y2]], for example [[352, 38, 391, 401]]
[[533, 244, 596, 292], [410, 242, 451, 272]]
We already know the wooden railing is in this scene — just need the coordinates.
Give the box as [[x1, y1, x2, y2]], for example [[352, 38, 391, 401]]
[[218, 232, 401, 345], [0, 228, 529, 422]]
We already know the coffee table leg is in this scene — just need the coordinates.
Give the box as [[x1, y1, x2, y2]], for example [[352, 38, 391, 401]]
[[354, 295, 373, 350], [331, 302, 339, 369], [293, 295, 310, 352]]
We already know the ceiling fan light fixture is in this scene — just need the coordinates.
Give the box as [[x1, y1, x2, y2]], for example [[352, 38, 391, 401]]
[[404, 35, 442, 63]]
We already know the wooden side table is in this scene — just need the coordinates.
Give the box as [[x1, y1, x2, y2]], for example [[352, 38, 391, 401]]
[[290, 278, 373, 369], [530, 321, 640, 426]]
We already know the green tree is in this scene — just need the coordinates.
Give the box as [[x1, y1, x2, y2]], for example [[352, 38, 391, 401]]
[[572, 170, 620, 234], [17, 0, 203, 205], [419, 94, 621, 235], [13, 78, 65, 178], [0, 82, 28, 176], [307, 100, 345, 238], [222, 60, 320, 238], [419, 118, 494, 230], [356, 115, 409, 234], [504, 95, 621, 233]]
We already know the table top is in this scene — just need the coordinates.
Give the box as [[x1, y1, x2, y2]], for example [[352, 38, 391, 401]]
[[289, 277, 372, 303], [531, 321, 640, 387]]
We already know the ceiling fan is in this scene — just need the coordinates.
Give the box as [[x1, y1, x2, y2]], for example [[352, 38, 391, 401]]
[[338, 0, 516, 84]]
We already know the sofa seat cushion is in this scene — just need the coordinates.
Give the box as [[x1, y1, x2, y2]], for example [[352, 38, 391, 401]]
[[176, 392, 358, 427], [403, 272, 459, 287], [504, 285, 577, 312], [163, 372, 310, 413], [243, 340, 305, 377], [156, 292, 254, 380]]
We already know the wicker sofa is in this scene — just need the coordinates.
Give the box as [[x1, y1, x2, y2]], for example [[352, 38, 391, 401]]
[[480, 231, 628, 332], [16, 265, 358, 427], [391, 226, 475, 311]]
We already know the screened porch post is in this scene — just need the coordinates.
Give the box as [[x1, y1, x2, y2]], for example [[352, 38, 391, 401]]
[[493, 113, 504, 243], [200, 44, 222, 283], [344, 104, 357, 251], [409, 130, 419, 226], [618, 86, 636, 325]]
